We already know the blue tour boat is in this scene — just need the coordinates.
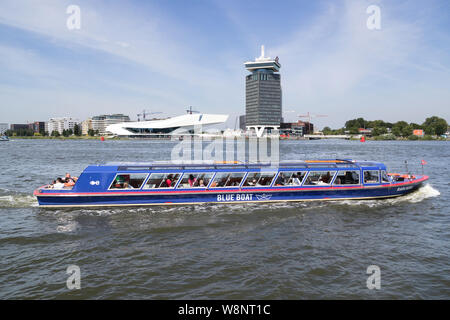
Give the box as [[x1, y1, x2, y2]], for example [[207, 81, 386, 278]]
[[34, 160, 428, 207]]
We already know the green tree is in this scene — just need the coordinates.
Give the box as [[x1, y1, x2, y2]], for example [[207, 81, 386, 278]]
[[372, 127, 387, 136], [345, 118, 367, 130], [367, 120, 388, 129], [73, 124, 81, 136], [402, 125, 412, 137], [332, 128, 345, 135], [392, 121, 409, 137], [322, 126, 332, 135], [51, 130, 60, 137], [422, 116, 448, 136]]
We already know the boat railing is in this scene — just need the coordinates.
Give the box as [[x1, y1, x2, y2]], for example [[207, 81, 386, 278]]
[[107, 159, 364, 171]]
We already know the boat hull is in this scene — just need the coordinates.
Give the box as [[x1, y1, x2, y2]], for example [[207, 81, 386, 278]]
[[35, 177, 427, 207]]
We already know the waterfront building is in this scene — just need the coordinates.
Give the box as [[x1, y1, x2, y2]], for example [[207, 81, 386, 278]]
[[92, 114, 130, 135], [10, 124, 29, 131], [47, 117, 80, 135], [81, 118, 93, 135], [105, 113, 228, 138], [358, 128, 373, 136], [29, 121, 45, 134], [279, 122, 304, 136], [0, 123, 8, 134], [244, 45, 282, 133], [280, 120, 314, 135]]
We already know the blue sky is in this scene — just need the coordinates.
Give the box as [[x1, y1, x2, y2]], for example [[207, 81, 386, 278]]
[[0, 0, 449, 129]]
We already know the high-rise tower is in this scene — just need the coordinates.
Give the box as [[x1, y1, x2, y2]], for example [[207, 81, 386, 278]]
[[244, 45, 282, 132]]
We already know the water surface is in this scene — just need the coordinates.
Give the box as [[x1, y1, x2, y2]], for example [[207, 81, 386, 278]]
[[0, 139, 448, 299]]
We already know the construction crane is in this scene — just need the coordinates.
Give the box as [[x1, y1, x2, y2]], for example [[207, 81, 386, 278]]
[[137, 110, 162, 121], [186, 106, 200, 114], [298, 112, 328, 134]]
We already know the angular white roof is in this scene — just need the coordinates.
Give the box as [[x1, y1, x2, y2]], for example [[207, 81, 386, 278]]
[[105, 113, 229, 136]]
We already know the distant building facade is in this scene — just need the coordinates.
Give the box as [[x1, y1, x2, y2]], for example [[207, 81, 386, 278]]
[[10, 124, 29, 131], [358, 128, 372, 136], [244, 46, 282, 132], [280, 120, 314, 136], [0, 123, 8, 134], [92, 114, 130, 135], [29, 121, 45, 133], [81, 118, 93, 135], [47, 117, 80, 135]]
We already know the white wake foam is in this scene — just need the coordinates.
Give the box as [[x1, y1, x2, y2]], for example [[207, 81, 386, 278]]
[[0, 194, 38, 208], [335, 183, 440, 207]]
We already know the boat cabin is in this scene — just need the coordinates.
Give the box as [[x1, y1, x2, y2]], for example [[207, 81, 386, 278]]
[[65, 160, 393, 193]]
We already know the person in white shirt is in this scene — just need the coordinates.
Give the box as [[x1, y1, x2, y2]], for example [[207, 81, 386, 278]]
[[53, 177, 65, 189]]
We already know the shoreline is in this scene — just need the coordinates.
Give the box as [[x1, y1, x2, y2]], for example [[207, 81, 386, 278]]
[[5, 135, 449, 141]]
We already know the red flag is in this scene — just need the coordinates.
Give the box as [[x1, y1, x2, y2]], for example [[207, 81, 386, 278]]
[[421, 160, 427, 165]]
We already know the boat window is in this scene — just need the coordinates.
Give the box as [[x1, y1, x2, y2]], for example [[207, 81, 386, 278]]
[[242, 172, 277, 187], [274, 171, 307, 186], [381, 170, 390, 183], [210, 172, 246, 188], [364, 170, 380, 183], [143, 173, 181, 189], [177, 172, 215, 188], [109, 173, 148, 190], [304, 171, 336, 186], [334, 170, 360, 185]]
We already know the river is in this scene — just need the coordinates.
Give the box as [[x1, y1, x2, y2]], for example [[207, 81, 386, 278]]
[[0, 139, 448, 299]]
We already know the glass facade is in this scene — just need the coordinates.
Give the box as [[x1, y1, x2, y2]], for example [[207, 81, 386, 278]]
[[245, 71, 282, 126]]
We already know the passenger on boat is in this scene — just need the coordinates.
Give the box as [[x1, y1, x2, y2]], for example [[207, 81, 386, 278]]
[[217, 177, 227, 187], [65, 173, 78, 183], [364, 171, 378, 183], [123, 182, 134, 189], [165, 174, 174, 188], [320, 172, 332, 184], [64, 174, 74, 187], [113, 175, 126, 188], [188, 174, 197, 187], [47, 180, 57, 189], [245, 177, 257, 186], [198, 179, 206, 187], [275, 173, 286, 186], [53, 178, 65, 189], [229, 178, 240, 186], [292, 173, 302, 185]]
